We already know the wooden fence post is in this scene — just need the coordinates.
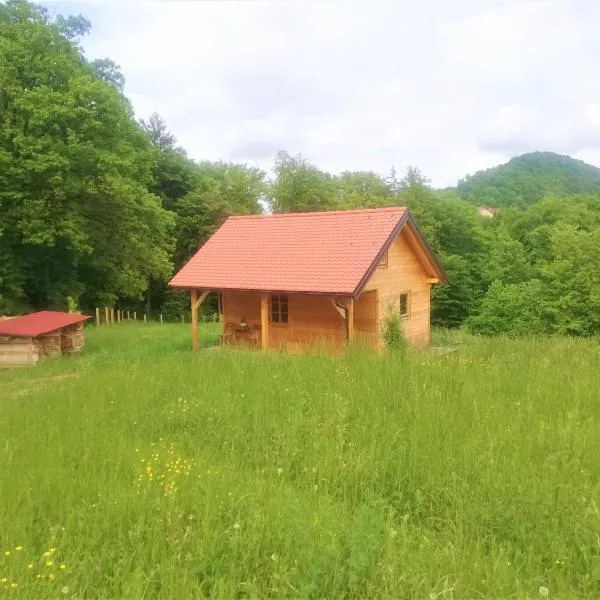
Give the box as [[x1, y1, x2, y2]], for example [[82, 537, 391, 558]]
[[133, 311, 137, 321], [160, 314, 163, 325], [144, 313, 147, 323], [104, 306, 109, 325], [111, 308, 115, 324], [95, 307, 100, 327], [126, 310, 130, 320]]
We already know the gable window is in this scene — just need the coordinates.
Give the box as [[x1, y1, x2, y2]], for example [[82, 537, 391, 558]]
[[400, 292, 410, 317], [271, 294, 289, 323], [378, 252, 388, 268]]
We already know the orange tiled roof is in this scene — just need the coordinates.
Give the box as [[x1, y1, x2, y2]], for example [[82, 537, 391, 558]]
[[169, 207, 441, 296]]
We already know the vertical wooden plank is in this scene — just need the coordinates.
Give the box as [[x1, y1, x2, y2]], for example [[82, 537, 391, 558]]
[[191, 289, 199, 352], [160, 314, 163, 325], [133, 311, 137, 321], [95, 307, 100, 327], [111, 308, 115, 325], [260, 293, 269, 351], [104, 306, 109, 325], [144, 313, 147, 323], [346, 297, 354, 342], [127, 310, 130, 320]]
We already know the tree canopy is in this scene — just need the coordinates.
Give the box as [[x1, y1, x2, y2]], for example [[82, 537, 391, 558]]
[[2, 0, 600, 337]]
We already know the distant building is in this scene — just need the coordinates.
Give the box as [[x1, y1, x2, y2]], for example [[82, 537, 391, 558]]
[[478, 206, 499, 218]]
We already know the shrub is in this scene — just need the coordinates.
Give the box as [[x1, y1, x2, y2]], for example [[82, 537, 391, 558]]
[[381, 306, 407, 353]]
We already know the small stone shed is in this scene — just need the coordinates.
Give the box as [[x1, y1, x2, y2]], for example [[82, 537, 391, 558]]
[[0, 311, 91, 367]]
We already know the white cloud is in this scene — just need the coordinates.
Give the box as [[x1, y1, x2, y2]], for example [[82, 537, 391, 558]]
[[42, 0, 600, 186]]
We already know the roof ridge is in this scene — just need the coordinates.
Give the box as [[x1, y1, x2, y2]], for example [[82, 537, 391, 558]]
[[227, 206, 407, 220]]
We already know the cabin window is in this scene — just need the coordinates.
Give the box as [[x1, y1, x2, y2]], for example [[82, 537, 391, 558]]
[[400, 292, 410, 317], [378, 252, 388, 267], [271, 294, 289, 323]]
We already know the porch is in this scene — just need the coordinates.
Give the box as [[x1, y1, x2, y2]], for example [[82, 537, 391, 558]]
[[190, 290, 379, 353]]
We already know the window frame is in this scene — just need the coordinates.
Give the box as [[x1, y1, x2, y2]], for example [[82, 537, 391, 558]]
[[399, 291, 410, 318], [271, 294, 289, 324], [377, 252, 388, 268]]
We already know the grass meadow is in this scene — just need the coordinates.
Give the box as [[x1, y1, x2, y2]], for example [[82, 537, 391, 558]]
[[1, 323, 600, 599]]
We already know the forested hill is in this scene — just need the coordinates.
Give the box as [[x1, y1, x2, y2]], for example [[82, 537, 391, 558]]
[[455, 152, 600, 208]]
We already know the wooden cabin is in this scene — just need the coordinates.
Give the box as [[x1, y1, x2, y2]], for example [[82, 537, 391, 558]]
[[169, 207, 446, 353], [0, 311, 91, 367]]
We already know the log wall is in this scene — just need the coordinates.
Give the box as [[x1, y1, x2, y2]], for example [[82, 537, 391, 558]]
[[0, 336, 38, 366]]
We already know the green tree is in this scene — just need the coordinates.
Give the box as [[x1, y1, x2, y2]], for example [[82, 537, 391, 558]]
[[269, 151, 336, 213], [0, 0, 174, 311]]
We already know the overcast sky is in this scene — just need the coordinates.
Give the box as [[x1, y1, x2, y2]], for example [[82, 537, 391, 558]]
[[43, 0, 600, 187]]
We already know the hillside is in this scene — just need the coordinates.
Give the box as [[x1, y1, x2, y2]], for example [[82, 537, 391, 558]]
[[455, 152, 600, 208]]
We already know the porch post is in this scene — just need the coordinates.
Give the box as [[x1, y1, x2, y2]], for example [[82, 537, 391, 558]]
[[191, 289, 199, 352], [260, 293, 269, 351], [191, 289, 210, 352], [346, 297, 354, 342]]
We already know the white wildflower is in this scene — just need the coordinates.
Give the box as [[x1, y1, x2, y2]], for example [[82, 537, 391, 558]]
[[539, 586, 549, 598]]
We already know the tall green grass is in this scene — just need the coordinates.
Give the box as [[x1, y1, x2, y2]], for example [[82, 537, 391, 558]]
[[1, 323, 599, 598]]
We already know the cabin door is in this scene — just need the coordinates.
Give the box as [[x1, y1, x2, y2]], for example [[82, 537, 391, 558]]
[[269, 294, 290, 348]]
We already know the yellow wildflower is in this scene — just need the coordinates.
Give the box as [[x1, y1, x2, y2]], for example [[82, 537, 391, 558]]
[[1, 578, 7, 583], [48, 573, 56, 581], [59, 564, 66, 570], [10, 583, 17, 589], [15, 546, 23, 552], [27, 564, 33, 570], [4, 551, 9, 556], [46, 561, 53, 567]]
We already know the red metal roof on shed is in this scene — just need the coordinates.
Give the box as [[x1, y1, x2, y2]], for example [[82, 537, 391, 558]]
[[0, 311, 91, 338], [169, 207, 441, 295]]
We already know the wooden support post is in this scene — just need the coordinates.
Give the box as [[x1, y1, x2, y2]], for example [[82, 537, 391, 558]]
[[144, 313, 147, 323], [160, 314, 163, 325], [104, 306, 109, 325], [118, 310, 122, 323], [111, 308, 115, 325], [190, 289, 209, 352], [127, 310, 130, 320], [134, 311, 137, 321], [95, 307, 100, 327], [260, 293, 269, 351], [191, 289, 198, 351], [346, 297, 354, 343]]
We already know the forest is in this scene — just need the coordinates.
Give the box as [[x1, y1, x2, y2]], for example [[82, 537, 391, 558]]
[[2, 0, 600, 336]]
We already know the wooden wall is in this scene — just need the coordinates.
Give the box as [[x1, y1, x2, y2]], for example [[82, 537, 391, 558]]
[[364, 226, 432, 346], [0, 336, 38, 366], [222, 292, 350, 350], [354, 290, 379, 344], [222, 290, 380, 351]]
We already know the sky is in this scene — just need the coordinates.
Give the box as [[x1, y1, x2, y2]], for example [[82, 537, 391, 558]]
[[42, 0, 600, 187]]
